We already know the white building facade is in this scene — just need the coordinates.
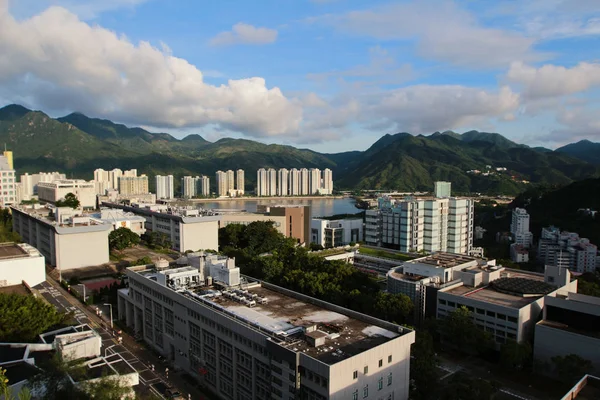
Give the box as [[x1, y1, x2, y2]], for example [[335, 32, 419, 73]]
[[37, 180, 96, 209], [511, 208, 533, 248], [155, 175, 174, 200], [0, 153, 16, 206], [0, 243, 46, 287], [311, 218, 363, 247]]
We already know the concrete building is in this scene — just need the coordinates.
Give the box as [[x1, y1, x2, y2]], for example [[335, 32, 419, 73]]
[[309, 168, 321, 195], [236, 169, 245, 195], [182, 176, 199, 198], [270, 205, 311, 245], [560, 375, 600, 400], [434, 181, 451, 198], [155, 175, 174, 200], [365, 195, 474, 254], [289, 168, 300, 196], [475, 226, 487, 240], [216, 171, 228, 197], [103, 203, 220, 252], [219, 212, 287, 236], [511, 208, 533, 248], [534, 291, 600, 374], [93, 208, 146, 236], [226, 170, 235, 195], [118, 175, 149, 195], [538, 227, 598, 273], [437, 265, 576, 345], [277, 168, 289, 196], [199, 176, 210, 197], [37, 180, 96, 209], [94, 168, 137, 190], [0, 153, 16, 206], [118, 256, 415, 400], [19, 172, 66, 199], [321, 168, 333, 195], [0, 242, 46, 287], [300, 168, 309, 196], [311, 218, 362, 248], [11, 205, 111, 270], [510, 243, 529, 263], [267, 168, 277, 197]]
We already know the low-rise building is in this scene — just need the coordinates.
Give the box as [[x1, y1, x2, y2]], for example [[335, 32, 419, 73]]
[[37, 180, 96, 209], [118, 255, 415, 400], [510, 243, 529, 263], [0, 242, 46, 287], [103, 203, 220, 252], [11, 205, 111, 270], [311, 218, 363, 248], [538, 226, 598, 273], [93, 208, 147, 236], [534, 291, 600, 374]]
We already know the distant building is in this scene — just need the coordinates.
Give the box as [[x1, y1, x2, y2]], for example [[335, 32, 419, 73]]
[[37, 180, 96, 209], [0, 242, 45, 287], [118, 175, 149, 196], [20, 172, 66, 199], [277, 168, 289, 196], [216, 171, 228, 197], [267, 168, 277, 196], [236, 169, 244, 195], [261, 205, 311, 245], [181, 176, 199, 198], [309, 168, 321, 195], [289, 168, 300, 195], [434, 181, 451, 198], [11, 205, 111, 270], [511, 208, 533, 248], [510, 243, 529, 263], [321, 168, 333, 195], [226, 170, 235, 195], [537, 226, 598, 273], [311, 218, 362, 247], [199, 175, 210, 197], [0, 152, 16, 206], [155, 175, 174, 200], [475, 226, 487, 240], [93, 208, 146, 236], [300, 168, 309, 195], [94, 168, 137, 190]]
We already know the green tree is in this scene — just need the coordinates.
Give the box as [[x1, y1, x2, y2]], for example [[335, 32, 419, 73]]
[[551, 354, 593, 384], [109, 227, 141, 251], [0, 367, 33, 400], [442, 306, 493, 355], [410, 331, 439, 400], [0, 293, 69, 342], [143, 232, 171, 250], [80, 376, 135, 400], [441, 373, 497, 400], [132, 256, 152, 266], [500, 340, 532, 371], [55, 192, 80, 209]]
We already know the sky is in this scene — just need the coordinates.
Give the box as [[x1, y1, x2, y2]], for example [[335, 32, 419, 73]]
[[1, 0, 599, 152]]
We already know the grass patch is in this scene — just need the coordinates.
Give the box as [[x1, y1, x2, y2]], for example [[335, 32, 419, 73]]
[[358, 247, 416, 261]]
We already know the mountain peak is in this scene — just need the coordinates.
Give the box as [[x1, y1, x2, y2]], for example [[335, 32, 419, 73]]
[[0, 104, 32, 121]]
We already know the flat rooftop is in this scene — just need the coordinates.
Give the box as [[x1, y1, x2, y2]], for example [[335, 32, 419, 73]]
[[410, 252, 479, 268], [0, 283, 30, 296], [0, 243, 27, 259], [75, 354, 136, 382], [389, 271, 427, 282], [538, 320, 600, 340]]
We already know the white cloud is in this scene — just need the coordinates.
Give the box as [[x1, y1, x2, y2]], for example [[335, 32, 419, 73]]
[[537, 107, 600, 145], [366, 85, 520, 133], [209, 23, 278, 46], [7, 0, 149, 19], [310, 1, 542, 68], [507, 62, 600, 99], [0, 5, 302, 138]]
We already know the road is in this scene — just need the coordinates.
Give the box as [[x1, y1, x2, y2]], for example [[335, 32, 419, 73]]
[[35, 280, 214, 400]]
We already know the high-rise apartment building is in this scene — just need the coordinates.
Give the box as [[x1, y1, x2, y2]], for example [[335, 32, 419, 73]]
[[226, 170, 235, 195], [309, 168, 321, 195], [118, 175, 149, 195], [277, 168, 289, 196], [216, 171, 228, 197], [20, 172, 66, 198], [300, 168, 309, 195], [511, 208, 533, 248], [434, 181, 451, 198], [0, 153, 16, 206], [267, 168, 277, 196], [182, 176, 199, 198], [94, 168, 138, 190], [256, 168, 268, 196], [321, 168, 333, 195], [199, 176, 210, 197], [236, 169, 244, 194], [155, 175, 174, 200], [289, 168, 300, 196], [537, 226, 598, 273]]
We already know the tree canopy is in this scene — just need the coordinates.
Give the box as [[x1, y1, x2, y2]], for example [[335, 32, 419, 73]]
[[551, 354, 593, 384], [440, 306, 494, 355], [441, 372, 498, 400], [55, 192, 80, 209], [0, 293, 69, 342], [109, 227, 141, 251], [410, 331, 439, 400]]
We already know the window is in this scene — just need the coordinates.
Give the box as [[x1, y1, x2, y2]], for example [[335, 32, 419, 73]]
[[352, 390, 359, 400], [487, 310, 496, 318], [439, 299, 447, 305], [388, 355, 392, 363], [364, 366, 368, 375], [378, 377, 383, 390], [353, 370, 358, 380], [387, 373, 392, 386], [363, 385, 369, 398], [508, 316, 518, 323], [379, 359, 383, 368]]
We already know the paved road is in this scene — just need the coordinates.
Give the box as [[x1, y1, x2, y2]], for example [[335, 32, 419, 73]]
[[35, 280, 214, 400]]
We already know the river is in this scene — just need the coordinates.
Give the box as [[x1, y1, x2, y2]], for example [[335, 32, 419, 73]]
[[196, 197, 360, 218]]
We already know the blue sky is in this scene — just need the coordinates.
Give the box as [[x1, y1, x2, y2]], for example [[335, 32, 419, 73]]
[[1, 0, 600, 152]]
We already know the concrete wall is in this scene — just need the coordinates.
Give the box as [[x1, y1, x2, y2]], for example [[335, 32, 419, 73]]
[[0, 255, 46, 287], [56, 230, 110, 270], [181, 220, 219, 252], [220, 214, 286, 235]]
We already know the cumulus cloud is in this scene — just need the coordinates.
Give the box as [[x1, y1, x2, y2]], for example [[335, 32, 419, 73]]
[[310, 1, 542, 68], [366, 85, 520, 133], [535, 107, 600, 146], [209, 23, 278, 46], [507, 62, 600, 99], [0, 6, 301, 137]]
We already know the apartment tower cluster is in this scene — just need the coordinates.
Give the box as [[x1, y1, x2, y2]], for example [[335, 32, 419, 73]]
[[256, 168, 333, 197], [93, 168, 149, 195], [215, 169, 244, 197]]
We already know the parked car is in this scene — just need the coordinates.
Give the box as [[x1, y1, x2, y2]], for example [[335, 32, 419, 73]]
[[165, 389, 184, 399]]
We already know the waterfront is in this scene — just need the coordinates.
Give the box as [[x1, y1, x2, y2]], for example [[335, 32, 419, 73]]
[[195, 197, 360, 217]]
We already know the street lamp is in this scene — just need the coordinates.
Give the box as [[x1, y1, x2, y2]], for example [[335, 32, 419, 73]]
[[104, 303, 113, 329]]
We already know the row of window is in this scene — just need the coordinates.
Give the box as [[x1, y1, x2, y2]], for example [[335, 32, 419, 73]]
[[353, 355, 393, 380], [438, 299, 518, 323], [351, 376, 393, 400]]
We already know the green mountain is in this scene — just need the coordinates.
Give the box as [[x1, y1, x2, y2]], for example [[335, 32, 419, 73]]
[[1, 104, 598, 195], [555, 140, 600, 165]]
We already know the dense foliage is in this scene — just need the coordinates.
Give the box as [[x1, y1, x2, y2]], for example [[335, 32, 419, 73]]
[[410, 331, 439, 400], [437, 307, 494, 356], [0, 293, 69, 342], [142, 231, 172, 250], [109, 227, 141, 251], [0, 209, 20, 243], [440, 372, 498, 400], [219, 222, 413, 323], [577, 272, 600, 297], [551, 354, 593, 385], [55, 192, 80, 209]]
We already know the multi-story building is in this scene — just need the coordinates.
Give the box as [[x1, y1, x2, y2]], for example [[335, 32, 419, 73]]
[[277, 169, 289, 196], [11, 205, 111, 270], [365, 194, 474, 254], [94, 168, 138, 190], [437, 265, 575, 345], [182, 176, 199, 199], [537, 226, 598, 273], [0, 242, 46, 287], [118, 254, 415, 400], [289, 169, 300, 196], [216, 171, 228, 197], [155, 175, 174, 200], [199, 176, 210, 197], [510, 243, 529, 263], [37, 179, 96, 209], [103, 203, 220, 252], [321, 169, 333, 195], [93, 208, 147, 236], [309, 168, 321, 195], [300, 168, 309, 195], [226, 170, 235, 195], [434, 181, 451, 198], [311, 218, 362, 247], [267, 169, 277, 196], [0, 153, 16, 206], [236, 169, 244, 195], [20, 172, 66, 199], [118, 175, 149, 196], [510, 208, 533, 248], [256, 168, 268, 197]]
